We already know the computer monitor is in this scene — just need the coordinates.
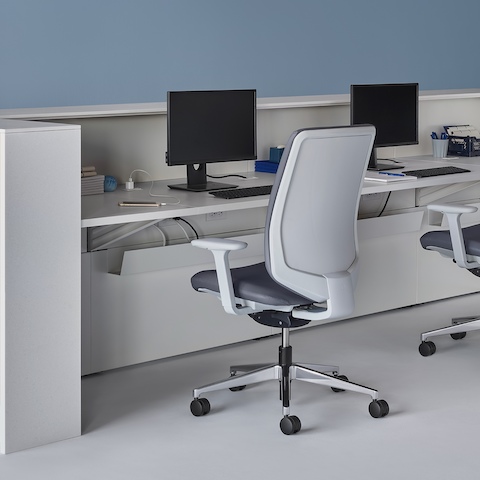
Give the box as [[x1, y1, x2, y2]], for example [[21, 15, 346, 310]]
[[350, 83, 419, 170], [166, 89, 257, 191]]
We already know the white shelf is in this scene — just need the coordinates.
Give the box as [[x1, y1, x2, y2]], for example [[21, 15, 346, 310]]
[[2, 89, 480, 121]]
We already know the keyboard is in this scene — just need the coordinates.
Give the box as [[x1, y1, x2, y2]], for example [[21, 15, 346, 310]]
[[209, 185, 273, 199], [402, 166, 471, 178]]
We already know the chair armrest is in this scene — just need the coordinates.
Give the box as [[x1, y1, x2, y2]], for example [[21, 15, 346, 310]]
[[191, 238, 248, 251], [191, 238, 253, 315], [427, 204, 479, 269], [427, 204, 478, 215]]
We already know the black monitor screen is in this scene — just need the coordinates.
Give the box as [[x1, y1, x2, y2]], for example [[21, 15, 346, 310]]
[[350, 83, 418, 170], [166, 89, 257, 191]]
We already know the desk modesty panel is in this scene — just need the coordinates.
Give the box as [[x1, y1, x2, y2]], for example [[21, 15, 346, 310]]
[[3, 89, 480, 189]]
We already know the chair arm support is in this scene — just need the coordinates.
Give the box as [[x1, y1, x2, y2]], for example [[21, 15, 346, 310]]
[[427, 204, 479, 269], [191, 238, 253, 315]]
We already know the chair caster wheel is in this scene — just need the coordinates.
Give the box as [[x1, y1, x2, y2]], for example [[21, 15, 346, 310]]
[[190, 398, 210, 417], [451, 332, 466, 340], [369, 399, 389, 418], [331, 374, 348, 392], [419, 341, 436, 357], [280, 415, 301, 435]]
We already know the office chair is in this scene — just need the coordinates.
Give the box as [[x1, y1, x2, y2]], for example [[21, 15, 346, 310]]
[[419, 203, 480, 356], [189, 125, 389, 435]]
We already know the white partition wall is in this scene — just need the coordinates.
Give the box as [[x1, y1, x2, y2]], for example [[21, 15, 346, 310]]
[[0, 120, 81, 453]]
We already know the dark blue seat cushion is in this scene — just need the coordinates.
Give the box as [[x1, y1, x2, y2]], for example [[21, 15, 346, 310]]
[[420, 224, 480, 257], [191, 262, 313, 306]]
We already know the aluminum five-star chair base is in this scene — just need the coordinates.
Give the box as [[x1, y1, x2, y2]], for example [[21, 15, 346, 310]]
[[190, 330, 389, 435]]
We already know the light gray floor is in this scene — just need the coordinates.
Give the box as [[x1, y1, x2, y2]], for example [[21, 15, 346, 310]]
[[2, 293, 480, 479]]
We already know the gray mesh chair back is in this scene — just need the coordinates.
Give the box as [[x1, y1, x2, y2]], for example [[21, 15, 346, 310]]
[[265, 125, 374, 305]]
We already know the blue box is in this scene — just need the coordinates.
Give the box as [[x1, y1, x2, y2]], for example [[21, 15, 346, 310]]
[[255, 160, 278, 173]]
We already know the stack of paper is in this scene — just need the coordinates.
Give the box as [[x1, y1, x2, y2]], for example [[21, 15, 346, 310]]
[[364, 172, 416, 182], [81, 174, 105, 195], [444, 125, 480, 138]]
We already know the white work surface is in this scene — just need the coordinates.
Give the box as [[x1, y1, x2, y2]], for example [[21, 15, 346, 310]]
[[82, 156, 480, 228], [81, 173, 273, 228], [362, 155, 480, 194]]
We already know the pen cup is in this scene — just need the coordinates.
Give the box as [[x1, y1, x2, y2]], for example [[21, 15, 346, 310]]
[[432, 138, 449, 158], [269, 146, 285, 163]]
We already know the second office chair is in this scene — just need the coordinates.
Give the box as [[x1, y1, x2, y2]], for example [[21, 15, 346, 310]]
[[419, 203, 480, 356]]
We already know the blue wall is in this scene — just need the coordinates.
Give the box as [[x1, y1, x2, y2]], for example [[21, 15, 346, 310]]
[[1, 0, 478, 109]]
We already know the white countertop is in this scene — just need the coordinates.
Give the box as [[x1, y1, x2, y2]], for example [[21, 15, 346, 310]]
[[82, 156, 480, 228]]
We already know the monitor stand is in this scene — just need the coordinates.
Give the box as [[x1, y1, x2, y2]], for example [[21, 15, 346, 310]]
[[367, 148, 404, 171], [168, 164, 237, 192]]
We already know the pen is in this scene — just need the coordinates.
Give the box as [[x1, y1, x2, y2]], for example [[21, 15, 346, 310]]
[[378, 172, 405, 177]]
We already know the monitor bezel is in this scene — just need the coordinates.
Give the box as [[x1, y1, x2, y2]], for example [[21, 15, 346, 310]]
[[350, 82, 419, 170], [166, 88, 257, 166], [350, 82, 419, 147]]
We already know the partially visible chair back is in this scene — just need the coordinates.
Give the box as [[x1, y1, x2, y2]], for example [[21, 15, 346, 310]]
[[418, 203, 480, 357], [265, 125, 375, 302]]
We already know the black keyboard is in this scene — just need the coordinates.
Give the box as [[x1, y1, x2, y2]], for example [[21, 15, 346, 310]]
[[209, 185, 273, 199], [402, 166, 471, 178]]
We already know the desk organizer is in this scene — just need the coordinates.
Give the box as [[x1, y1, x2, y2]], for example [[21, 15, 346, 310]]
[[445, 125, 480, 156], [447, 136, 480, 156]]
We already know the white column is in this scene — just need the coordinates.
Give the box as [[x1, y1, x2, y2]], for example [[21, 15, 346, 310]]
[[0, 120, 81, 453]]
